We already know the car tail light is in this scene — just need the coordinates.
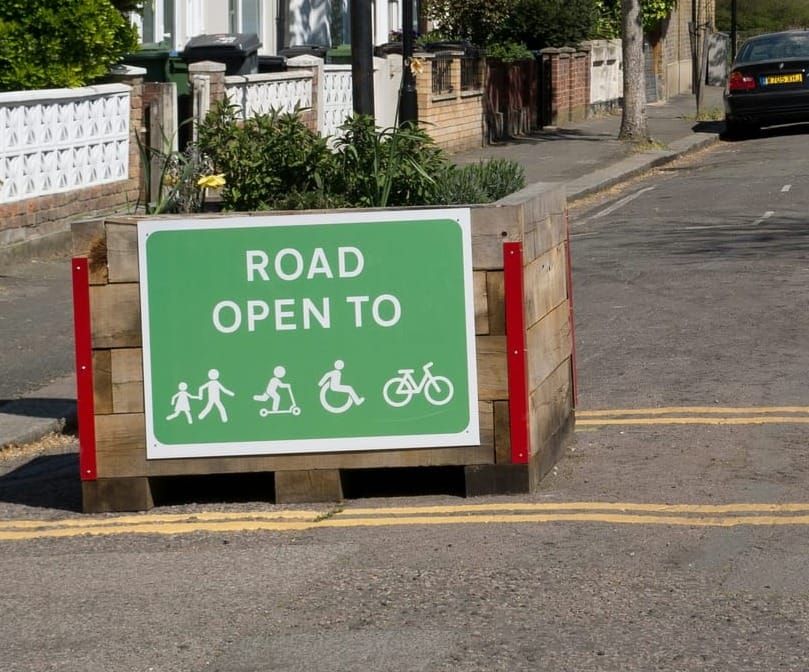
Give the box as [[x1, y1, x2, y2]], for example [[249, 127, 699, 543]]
[[728, 71, 756, 92]]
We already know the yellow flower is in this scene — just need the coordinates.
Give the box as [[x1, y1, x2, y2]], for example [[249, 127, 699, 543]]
[[162, 174, 180, 186], [197, 173, 226, 189], [409, 58, 425, 75]]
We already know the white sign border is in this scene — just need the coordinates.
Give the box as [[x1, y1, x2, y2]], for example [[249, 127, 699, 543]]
[[138, 209, 480, 459]]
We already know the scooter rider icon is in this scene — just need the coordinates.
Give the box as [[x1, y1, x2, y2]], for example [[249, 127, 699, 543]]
[[253, 365, 301, 416]]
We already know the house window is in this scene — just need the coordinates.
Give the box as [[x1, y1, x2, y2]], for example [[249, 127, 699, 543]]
[[142, 0, 175, 45], [230, 0, 262, 36]]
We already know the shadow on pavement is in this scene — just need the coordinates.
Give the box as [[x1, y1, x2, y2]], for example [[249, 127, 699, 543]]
[[0, 397, 77, 420], [693, 120, 724, 134], [491, 129, 617, 145], [0, 453, 82, 512]]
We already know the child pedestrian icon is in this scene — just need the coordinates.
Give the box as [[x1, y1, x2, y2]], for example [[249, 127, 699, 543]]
[[318, 359, 364, 414], [166, 382, 198, 424], [253, 365, 301, 416], [197, 368, 235, 422]]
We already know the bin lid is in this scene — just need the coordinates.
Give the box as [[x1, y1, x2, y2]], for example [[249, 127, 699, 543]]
[[183, 33, 262, 56], [279, 44, 328, 59]]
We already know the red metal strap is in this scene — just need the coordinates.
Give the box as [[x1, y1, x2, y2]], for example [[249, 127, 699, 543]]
[[72, 258, 97, 480], [564, 209, 578, 407], [503, 242, 529, 464]]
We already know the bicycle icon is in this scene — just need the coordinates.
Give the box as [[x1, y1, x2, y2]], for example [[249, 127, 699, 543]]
[[383, 362, 454, 407]]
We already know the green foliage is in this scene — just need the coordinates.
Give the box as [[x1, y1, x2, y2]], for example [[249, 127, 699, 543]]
[[0, 0, 139, 91], [593, 0, 621, 39], [193, 105, 525, 211], [423, 0, 513, 47], [135, 131, 215, 214], [716, 0, 809, 33], [435, 159, 526, 205], [196, 100, 340, 211], [425, 0, 679, 51], [641, 0, 678, 30], [504, 0, 598, 50], [594, 0, 678, 37], [485, 40, 533, 62], [334, 115, 449, 207], [415, 29, 463, 48], [110, 0, 145, 13]]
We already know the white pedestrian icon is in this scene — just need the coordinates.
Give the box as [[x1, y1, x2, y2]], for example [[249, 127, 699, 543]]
[[197, 368, 235, 422], [166, 382, 199, 424], [318, 359, 364, 414], [253, 365, 301, 416]]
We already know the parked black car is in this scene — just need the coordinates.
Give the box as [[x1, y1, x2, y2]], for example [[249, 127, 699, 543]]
[[724, 30, 809, 138]]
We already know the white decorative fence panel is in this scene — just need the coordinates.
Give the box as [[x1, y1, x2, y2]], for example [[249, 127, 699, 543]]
[[584, 39, 623, 106], [0, 84, 130, 203], [322, 65, 354, 138], [225, 72, 313, 120]]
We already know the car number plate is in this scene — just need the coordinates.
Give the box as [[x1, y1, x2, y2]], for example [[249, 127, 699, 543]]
[[761, 73, 803, 85]]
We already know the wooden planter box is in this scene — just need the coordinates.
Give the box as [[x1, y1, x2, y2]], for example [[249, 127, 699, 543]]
[[72, 186, 575, 512]]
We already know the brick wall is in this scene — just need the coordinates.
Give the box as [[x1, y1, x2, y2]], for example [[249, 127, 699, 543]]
[[416, 54, 485, 153], [0, 75, 143, 263], [540, 47, 591, 127]]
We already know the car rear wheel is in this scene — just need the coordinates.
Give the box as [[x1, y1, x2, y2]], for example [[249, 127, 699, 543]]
[[724, 117, 758, 139]]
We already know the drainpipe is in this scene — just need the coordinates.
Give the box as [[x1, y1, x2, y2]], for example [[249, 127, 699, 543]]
[[398, 0, 418, 124], [276, 0, 286, 52], [351, 0, 375, 115]]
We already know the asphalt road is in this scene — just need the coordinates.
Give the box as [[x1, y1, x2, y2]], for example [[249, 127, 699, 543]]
[[0, 254, 73, 402], [3, 126, 809, 671]]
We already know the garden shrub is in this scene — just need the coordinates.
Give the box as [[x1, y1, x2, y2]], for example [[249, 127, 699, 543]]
[[503, 0, 598, 50], [0, 0, 138, 91], [196, 100, 342, 211], [435, 159, 526, 205], [334, 115, 450, 207], [193, 105, 524, 211]]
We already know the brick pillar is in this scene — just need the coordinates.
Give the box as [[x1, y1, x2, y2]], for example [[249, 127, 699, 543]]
[[416, 54, 434, 120], [569, 50, 589, 122], [287, 54, 323, 133], [582, 46, 592, 118], [540, 49, 560, 126], [560, 47, 576, 123], [101, 67, 144, 202], [189, 60, 227, 110]]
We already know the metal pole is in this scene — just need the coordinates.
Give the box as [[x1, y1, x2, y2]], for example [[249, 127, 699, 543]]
[[691, 0, 697, 92], [350, 0, 374, 115], [398, 0, 418, 125], [276, 0, 286, 52], [730, 0, 737, 61]]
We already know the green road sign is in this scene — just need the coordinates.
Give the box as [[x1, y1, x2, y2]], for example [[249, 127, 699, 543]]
[[138, 210, 479, 459]]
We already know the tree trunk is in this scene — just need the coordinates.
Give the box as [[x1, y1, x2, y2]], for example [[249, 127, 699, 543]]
[[619, 0, 649, 141]]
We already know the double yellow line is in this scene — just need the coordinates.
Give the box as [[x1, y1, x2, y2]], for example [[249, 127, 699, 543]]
[[577, 406, 809, 427], [4, 502, 809, 541]]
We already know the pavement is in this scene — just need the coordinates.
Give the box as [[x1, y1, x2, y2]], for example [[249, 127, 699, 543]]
[[0, 86, 726, 450]]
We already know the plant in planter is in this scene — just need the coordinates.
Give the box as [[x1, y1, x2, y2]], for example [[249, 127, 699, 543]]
[[196, 100, 342, 211], [192, 102, 526, 210], [333, 115, 449, 208]]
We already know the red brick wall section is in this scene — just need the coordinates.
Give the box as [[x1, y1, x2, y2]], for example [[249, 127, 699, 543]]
[[0, 75, 143, 248], [541, 47, 592, 126]]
